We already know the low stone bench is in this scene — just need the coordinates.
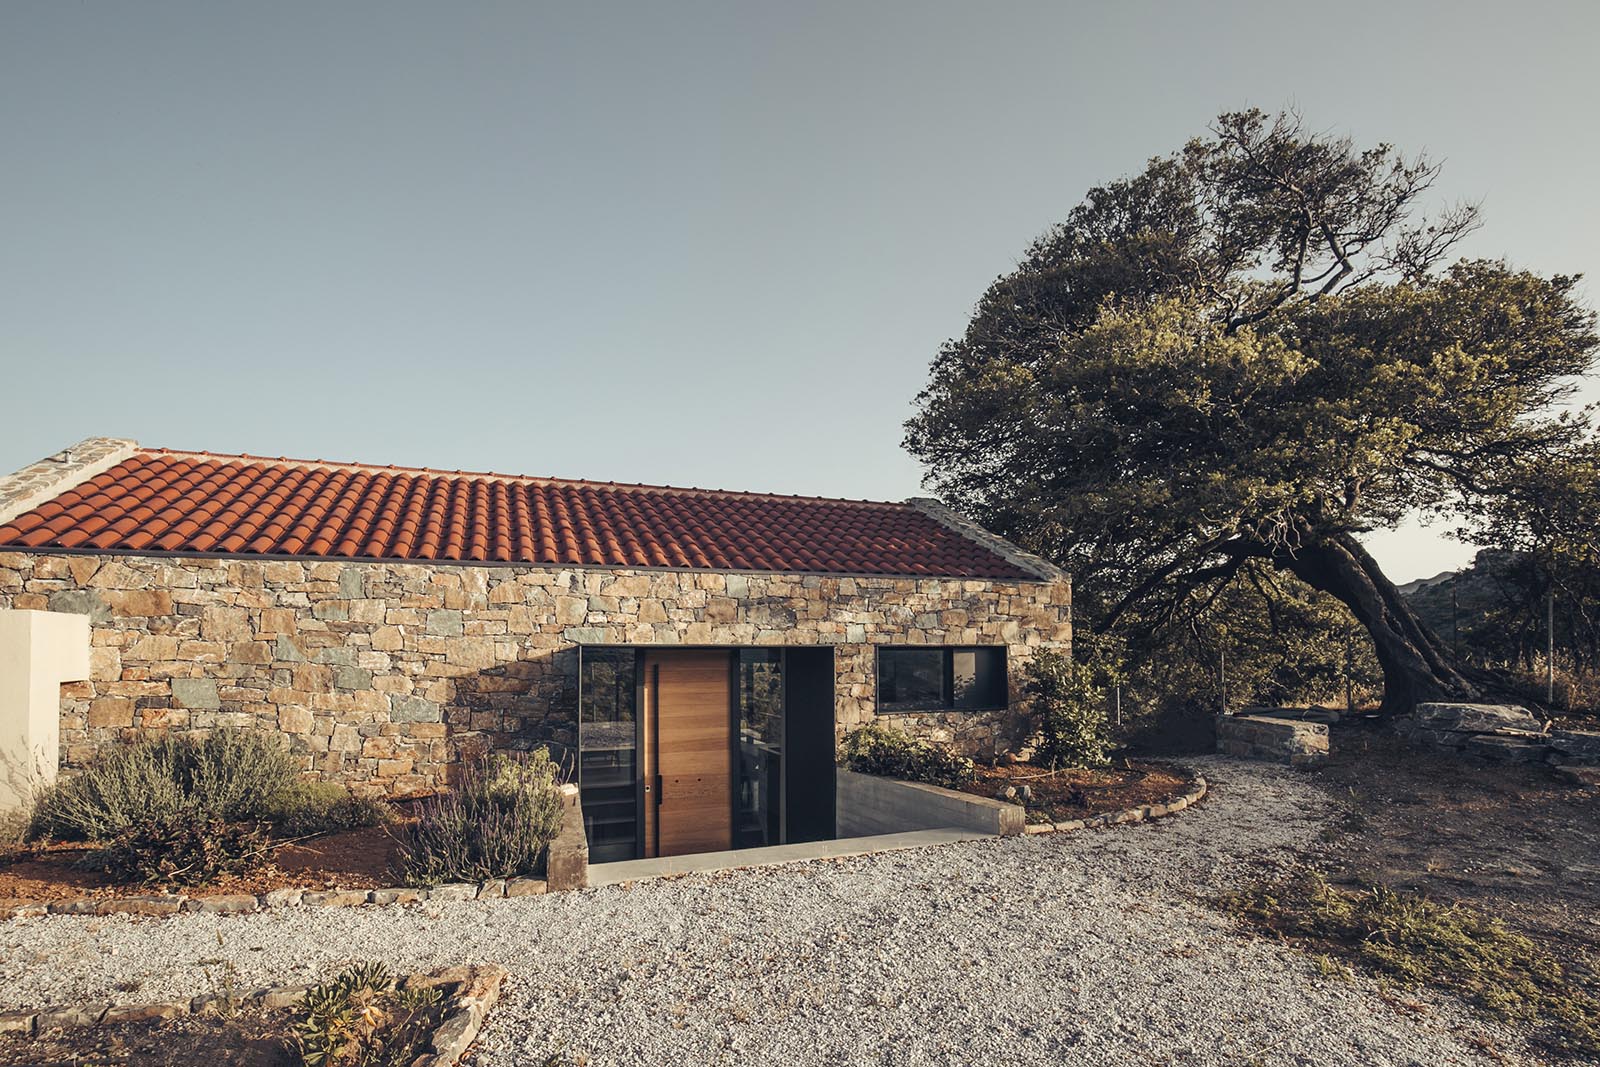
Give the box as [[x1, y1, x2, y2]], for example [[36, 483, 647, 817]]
[[1216, 714, 1328, 766]]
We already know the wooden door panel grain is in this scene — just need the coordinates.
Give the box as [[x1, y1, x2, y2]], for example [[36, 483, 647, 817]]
[[644, 650, 732, 857]]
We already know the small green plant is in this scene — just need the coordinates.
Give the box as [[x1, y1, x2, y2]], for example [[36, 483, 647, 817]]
[[1220, 871, 1600, 1057], [28, 730, 301, 842], [201, 929, 245, 1019], [101, 811, 267, 886], [272, 781, 396, 836], [838, 723, 975, 789], [293, 962, 442, 1067], [395, 749, 565, 887], [1024, 648, 1113, 771]]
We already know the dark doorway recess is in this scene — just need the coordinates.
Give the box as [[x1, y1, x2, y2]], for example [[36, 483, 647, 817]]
[[576, 646, 837, 861]]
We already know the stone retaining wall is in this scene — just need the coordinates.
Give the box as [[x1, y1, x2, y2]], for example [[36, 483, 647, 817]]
[[0, 551, 1070, 793], [1216, 714, 1329, 766], [835, 768, 1026, 837]]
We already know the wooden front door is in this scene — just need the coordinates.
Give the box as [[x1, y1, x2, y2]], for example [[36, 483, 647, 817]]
[[642, 650, 732, 857]]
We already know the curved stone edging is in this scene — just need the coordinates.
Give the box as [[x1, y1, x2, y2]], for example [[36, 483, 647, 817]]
[[1019, 773, 1208, 836], [0, 963, 508, 1067]]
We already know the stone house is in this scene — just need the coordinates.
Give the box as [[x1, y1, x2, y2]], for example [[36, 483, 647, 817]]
[[0, 439, 1070, 861]]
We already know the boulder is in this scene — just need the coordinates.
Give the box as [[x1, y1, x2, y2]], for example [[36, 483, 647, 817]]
[[1464, 735, 1550, 763], [1413, 703, 1543, 735], [1548, 730, 1600, 763]]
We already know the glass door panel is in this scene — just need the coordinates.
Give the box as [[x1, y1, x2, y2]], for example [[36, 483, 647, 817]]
[[578, 648, 640, 862], [735, 649, 783, 848]]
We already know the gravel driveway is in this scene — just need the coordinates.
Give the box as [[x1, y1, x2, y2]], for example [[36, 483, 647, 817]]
[[0, 758, 1535, 1066]]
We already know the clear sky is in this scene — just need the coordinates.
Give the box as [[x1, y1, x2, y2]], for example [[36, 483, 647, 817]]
[[2, 2, 1595, 582]]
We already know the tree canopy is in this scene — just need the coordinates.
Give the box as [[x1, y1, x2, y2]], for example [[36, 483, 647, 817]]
[[907, 110, 1599, 714]]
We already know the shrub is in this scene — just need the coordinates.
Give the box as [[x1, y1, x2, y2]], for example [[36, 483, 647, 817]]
[[271, 781, 396, 836], [1222, 872, 1600, 1057], [838, 723, 974, 789], [395, 749, 565, 887], [293, 962, 442, 1067], [101, 812, 267, 887], [1025, 648, 1113, 771], [28, 730, 301, 842]]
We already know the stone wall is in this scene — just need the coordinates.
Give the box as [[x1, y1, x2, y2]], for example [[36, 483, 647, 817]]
[[1216, 713, 1329, 766], [0, 551, 1070, 794]]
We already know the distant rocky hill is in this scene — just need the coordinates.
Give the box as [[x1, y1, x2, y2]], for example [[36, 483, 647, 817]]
[[1400, 550, 1525, 651]]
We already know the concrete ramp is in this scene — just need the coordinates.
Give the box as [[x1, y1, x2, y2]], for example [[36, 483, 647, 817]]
[[588, 828, 984, 887]]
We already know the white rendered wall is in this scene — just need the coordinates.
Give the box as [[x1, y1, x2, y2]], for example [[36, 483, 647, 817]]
[[0, 610, 90, 814]]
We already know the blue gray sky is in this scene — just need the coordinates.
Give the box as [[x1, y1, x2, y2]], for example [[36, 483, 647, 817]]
[[3, 2, 1596, 581]]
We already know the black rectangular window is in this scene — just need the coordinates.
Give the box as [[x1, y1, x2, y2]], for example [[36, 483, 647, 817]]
[[877, 647, 1007, 712]]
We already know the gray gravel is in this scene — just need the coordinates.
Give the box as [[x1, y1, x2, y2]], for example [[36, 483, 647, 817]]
[[0, 758, 1538, 1066]]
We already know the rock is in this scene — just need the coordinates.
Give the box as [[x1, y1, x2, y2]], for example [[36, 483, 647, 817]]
[[428, 1009, 481, 1063], [368, 888, 426, 905], [47, 899, 99, 916], [170, 678, 221, 709], [1556, 765, 1600, 789], [36, 1003, 108, 1030], [1548, 729, 1600, 763], [1465, 734, 1550, 763], [101, 894, 185, 917], [301, 889, 370, 908], [261, 888, 304, 908], [256, 985, 308, 1010], [1413, 702, 1543, 734], [0, 1011, 35, 1035], [103, 1000, 188, 1024], [427, 883, 479, 902], [183, 894, 258, 915]]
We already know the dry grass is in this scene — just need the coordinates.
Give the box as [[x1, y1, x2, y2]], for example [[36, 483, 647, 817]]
[[1219, 871, 1600, 1059]]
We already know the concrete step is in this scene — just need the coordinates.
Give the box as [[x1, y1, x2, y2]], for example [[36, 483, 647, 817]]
[[587, 828, 986, 887]]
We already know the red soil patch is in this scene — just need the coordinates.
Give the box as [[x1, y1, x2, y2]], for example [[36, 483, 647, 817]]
[[955, 759, 1196, 823], [0, 822, 407, 907]]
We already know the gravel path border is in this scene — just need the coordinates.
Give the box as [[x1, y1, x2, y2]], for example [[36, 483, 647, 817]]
[[0, 964, 506, 1067], [0, 758, 1537, 1066]]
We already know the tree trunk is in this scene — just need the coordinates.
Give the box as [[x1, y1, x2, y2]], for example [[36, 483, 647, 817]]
[[1270, 528, 1480, 716]]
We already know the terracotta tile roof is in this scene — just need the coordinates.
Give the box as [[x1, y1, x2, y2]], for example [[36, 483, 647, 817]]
[[0, 448, 1041, 580]]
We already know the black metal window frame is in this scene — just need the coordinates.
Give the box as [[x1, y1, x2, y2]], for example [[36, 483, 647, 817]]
[[874, 645, 1009, 713]]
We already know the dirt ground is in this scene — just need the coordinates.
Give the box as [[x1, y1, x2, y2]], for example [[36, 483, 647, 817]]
[[0, 823, 404, 905], [0, 1004, 294, 1066], [1308, 721, 1600, 980], [957, 759, 1195, 823]]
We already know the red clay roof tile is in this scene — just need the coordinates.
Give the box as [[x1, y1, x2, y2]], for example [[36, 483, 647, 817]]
[[0, 448, 1039, 580]]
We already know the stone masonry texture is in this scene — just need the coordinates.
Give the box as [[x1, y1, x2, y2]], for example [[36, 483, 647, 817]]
[[0, 552, 1071, 794]]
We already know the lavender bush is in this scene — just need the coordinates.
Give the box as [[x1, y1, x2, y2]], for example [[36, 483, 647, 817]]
[[394, 749, 565, 886]]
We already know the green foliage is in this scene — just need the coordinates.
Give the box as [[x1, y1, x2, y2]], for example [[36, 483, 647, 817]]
[[101, 812, 267, 887], [1024, 649, 1113, 770], [293, 962, 442, 1067], [905, 108, 1599, 712], [1221, 872, 1600, 1057], [395, 749, 565, 887], [838, 723, 975, 789], [28, 730, 300, 842], [271, 781, 396, 836]]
